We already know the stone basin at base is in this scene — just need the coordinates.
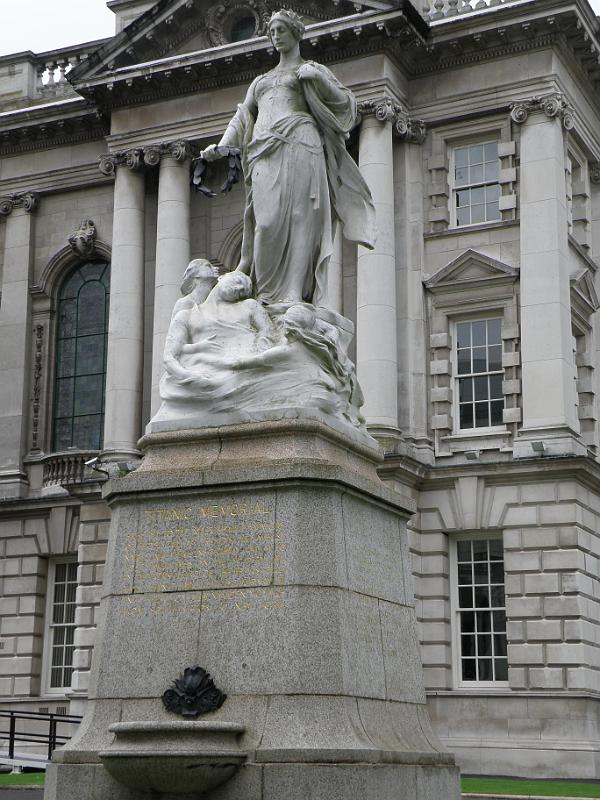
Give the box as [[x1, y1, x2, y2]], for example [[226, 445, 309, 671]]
[[99, 721, 247, 795]]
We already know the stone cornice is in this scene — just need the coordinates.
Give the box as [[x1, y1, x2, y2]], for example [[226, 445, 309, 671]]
[[98, 139, 194, 175], [0, 191, 40, 216], [358, 97, 426, 143]]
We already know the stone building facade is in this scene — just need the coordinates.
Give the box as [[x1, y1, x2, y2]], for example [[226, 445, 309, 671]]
[[1, 0, 600, 779]]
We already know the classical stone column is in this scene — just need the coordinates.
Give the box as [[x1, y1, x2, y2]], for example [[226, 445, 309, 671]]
[[356, 101, 399, 436], [511, 95, 584, 457], [0, 193, 38, 499], [151, 143, 191, 415], [100, 153, 146, 460], [326, 226, 343, 315]]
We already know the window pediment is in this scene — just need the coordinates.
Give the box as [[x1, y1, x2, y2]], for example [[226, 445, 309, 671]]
[[424, 249, 519, 292]]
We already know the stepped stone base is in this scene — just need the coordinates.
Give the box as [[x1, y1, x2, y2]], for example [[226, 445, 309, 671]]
[[45, 419, 460, 800]]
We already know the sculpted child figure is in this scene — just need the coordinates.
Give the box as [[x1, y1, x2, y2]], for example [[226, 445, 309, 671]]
[[201, 9, 375, 308]]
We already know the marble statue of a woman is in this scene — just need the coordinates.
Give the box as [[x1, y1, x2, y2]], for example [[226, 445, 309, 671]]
[[201, 9, 375, 307]]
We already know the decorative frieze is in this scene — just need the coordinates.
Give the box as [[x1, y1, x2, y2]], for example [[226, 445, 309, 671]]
[[99, 140, 195, 176], [0, 191, 40, 216], [510, 92, 575, 131], [358, 98, 426, 143]]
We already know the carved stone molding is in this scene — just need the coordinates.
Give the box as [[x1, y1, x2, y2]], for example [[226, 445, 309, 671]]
[[358, 98, 426, 143], [510, 92, 575, 131], [31, 323, 44, 452], [590, 163, 600, 185], [68, 219, 97, 259], [0, 191, 40, 216], [99, 140, 195, 176]]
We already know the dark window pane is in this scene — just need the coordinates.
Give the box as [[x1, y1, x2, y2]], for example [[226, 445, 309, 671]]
[[53, 627, 65, 645], [474, 561, 489, 585], [490, 562, 505, 584], [456, 206, 471, 226], [67, 563, 78, 581], [489, 540, 503, 560], [55, 563, 66, 582], [456, 190, 470, 208], [474, 375, 489, 401], [456, 322, 471, 349], [76, 334, 105, 376], [82, 263, 108, 282], [458, 564, 472, 585], [494, 633, 507, 657], [475, 586, 490, 608], [472, 347, 487, 373], [490, 401, 504, 426], [476, 611, 491, 632], [51, 668, 62, 688], [462, 659, 476, 681], [55, 378, 74, 418], [477, 634, 492, 657], [475, 402, 490, 428], [461, 611, 475, 633], [488, 345, 503, 371], [484, 142, 498, 161], [73, 375, 104, 416], [77, 282, 107, 336], [478, 659, 493, 681], [56, 339, 76, 378], [493, 610, 506, 632], [495, 659, 508, 681], [472, 321, 487, 347], [484, 161, 499, 182], [53, 418, 72, 452], [462, 635, 475, 657], [491, 585, 505, 607], [489, 374, 503, 400], [486, 201, 500, 221], [471, 177, 484, 197], [471, 203, 485, 224], [60, 271, 84, 300], [459, 587, 473, 608], [459, 377, 473, 402], [457, 541, 472, 562], [458, 348, 471, 375], [487, 318, 501, 344], [455, 147, 469, 168], [455, 166, 469, 185], [470, 145, 484, 164], [58, 300, 77, 339], [73, 415, 103, 451], [473, 540, 488, 561], [460, 404, 474, 429]]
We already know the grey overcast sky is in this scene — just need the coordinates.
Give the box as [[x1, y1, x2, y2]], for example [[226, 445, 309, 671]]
[[0, 0, 600, 57]]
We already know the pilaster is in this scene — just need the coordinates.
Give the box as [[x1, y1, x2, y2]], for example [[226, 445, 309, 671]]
[[0, 192, 39, 499], [510, 94, 585, 458]]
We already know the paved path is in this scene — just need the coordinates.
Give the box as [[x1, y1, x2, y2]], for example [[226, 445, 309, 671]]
[[0, 790, 43, 799]]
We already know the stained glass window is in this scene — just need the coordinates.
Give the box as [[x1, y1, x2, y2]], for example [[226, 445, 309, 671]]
[[53, 262, 110, 451]]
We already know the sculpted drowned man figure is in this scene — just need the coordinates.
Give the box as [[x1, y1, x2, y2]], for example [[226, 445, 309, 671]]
[[201, 9, 375, 306], [151, 11, 375, 435]]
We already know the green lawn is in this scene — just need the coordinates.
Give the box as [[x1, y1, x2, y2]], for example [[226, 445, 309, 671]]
[[463, 777, 600, 798], [0, 772, 45, 786]]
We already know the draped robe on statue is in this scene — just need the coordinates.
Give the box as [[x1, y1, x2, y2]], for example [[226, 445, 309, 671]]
[[229, 61, 376, 306]]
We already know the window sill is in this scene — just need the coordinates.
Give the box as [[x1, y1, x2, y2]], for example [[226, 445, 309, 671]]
[[425, 219, 519, 239], [438, 428, 511, 456]]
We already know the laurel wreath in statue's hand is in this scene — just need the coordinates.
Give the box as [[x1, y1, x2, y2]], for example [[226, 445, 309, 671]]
[[191, 146, 243, 198]]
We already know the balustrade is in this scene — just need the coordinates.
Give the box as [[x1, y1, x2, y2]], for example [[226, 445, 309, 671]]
[[422, 0, 517, 20], [41, 450, 99, 489]]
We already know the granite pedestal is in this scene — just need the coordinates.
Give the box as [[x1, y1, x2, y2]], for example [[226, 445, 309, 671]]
[[45, 418, 460, 799]]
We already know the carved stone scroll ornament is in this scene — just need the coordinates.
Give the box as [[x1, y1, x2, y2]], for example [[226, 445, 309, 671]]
[[357, 98, 426, 143], [98, 141, 195, 177], [510, 92, 575, 130], [0, 191, 40, 216], [68, 219, 97, 258], [31, 324, 44, 451], [162, 666, 227, 718]]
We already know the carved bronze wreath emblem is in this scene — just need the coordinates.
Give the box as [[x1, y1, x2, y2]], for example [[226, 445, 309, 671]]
[[162, 665, 227, 718]]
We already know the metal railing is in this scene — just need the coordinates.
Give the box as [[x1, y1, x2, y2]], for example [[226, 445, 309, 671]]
[[0, 710, 82, 762]]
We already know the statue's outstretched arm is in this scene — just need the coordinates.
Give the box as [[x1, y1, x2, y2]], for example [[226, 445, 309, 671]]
[[201, 79, 259, 159]]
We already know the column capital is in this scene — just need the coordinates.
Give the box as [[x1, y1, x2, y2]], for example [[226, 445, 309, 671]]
[[99, 139, 195, 176], [0, 191, 40, 217], [357, 97, 426, 143], [510, 92, 575, 131]]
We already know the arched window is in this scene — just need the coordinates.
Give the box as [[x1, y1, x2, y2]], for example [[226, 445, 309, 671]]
[[53, 262, 110, 451]]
